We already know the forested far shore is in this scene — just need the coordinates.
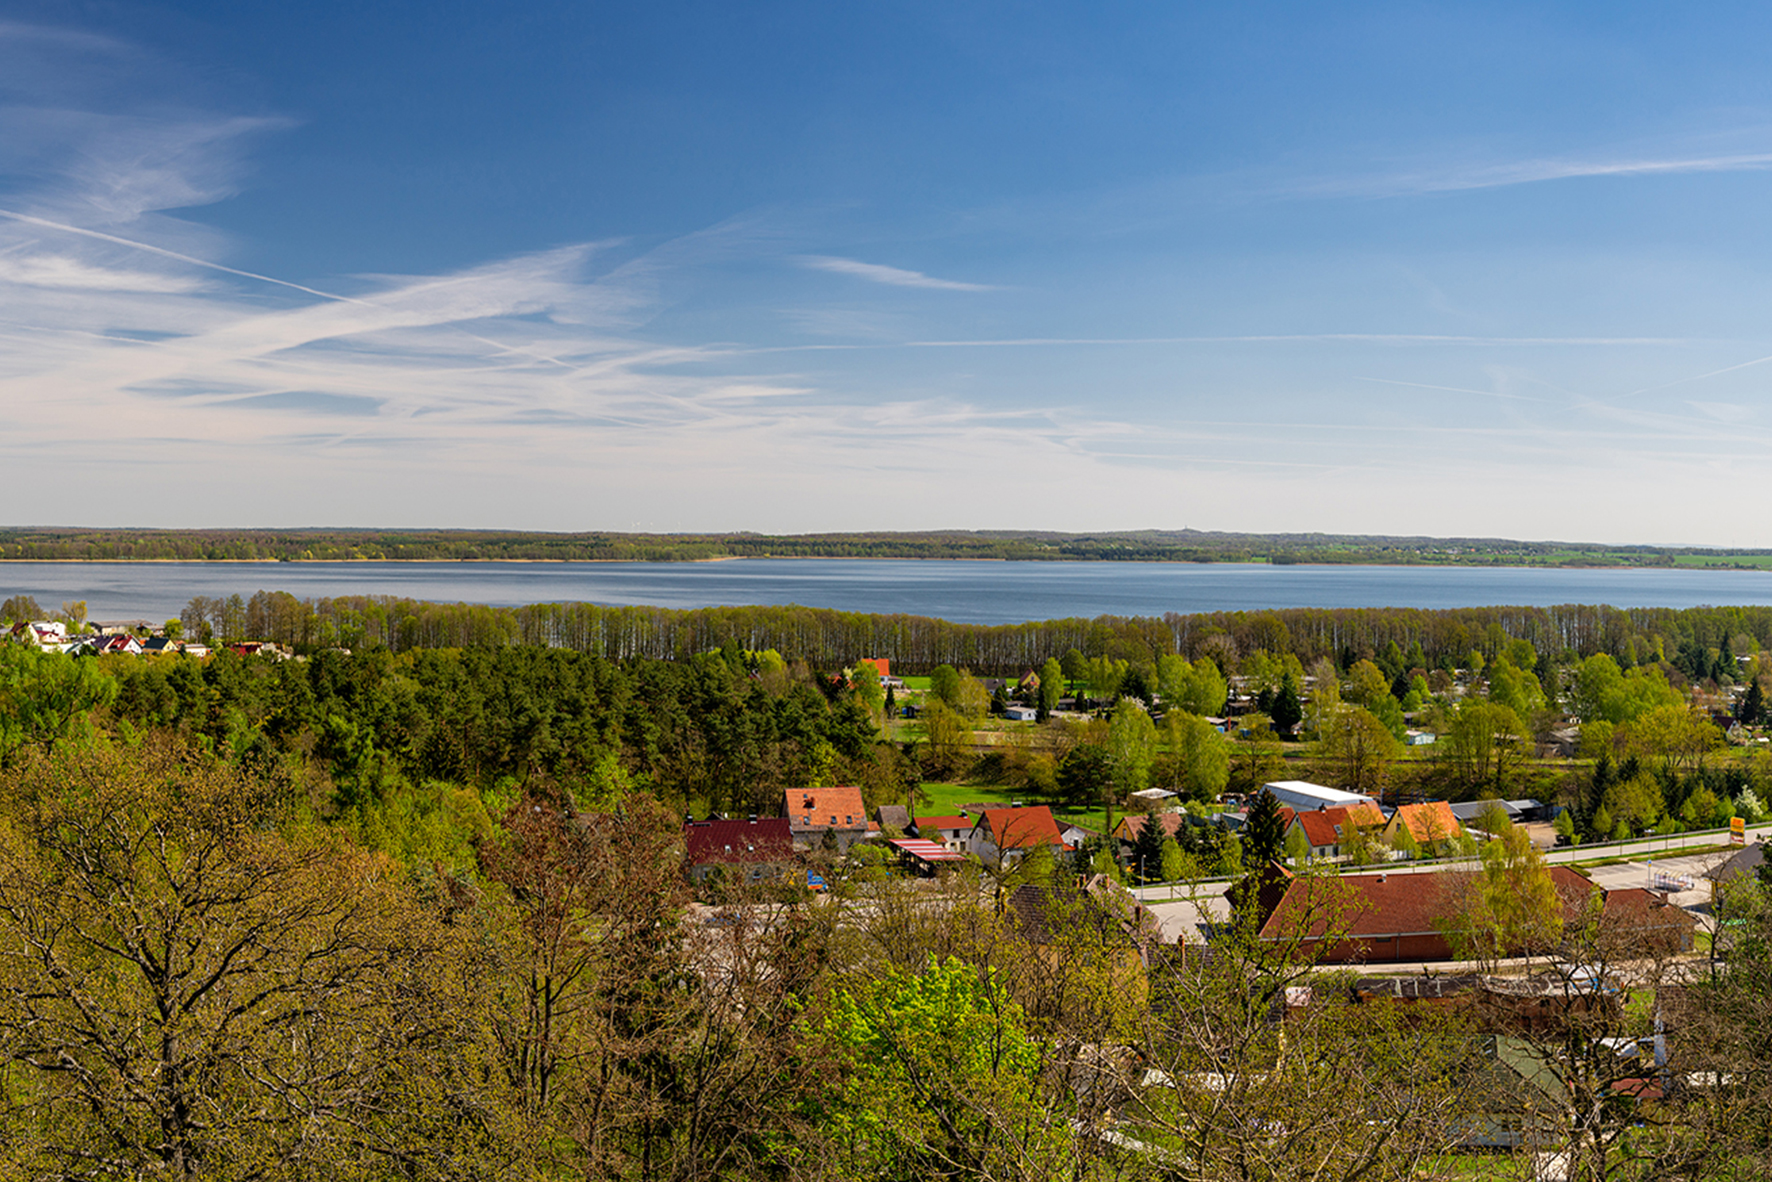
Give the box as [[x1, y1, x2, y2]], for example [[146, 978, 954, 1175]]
[[3, 525, 1772, 566], [89, 591, 1772, 676]]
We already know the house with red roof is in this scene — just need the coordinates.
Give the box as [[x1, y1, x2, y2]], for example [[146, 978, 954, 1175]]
[[1285, 802, 1387, 861], [785, 786, 871, 853], [682, 818, 796, 884], [969, 805, 1069, 865], [1249, 863, 1693, 964]]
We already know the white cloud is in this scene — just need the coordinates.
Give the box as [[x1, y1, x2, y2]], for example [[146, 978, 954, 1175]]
[[1286, 143, 1772, 201], [798, 254, 994, 291], [0, 251, 205, 292]]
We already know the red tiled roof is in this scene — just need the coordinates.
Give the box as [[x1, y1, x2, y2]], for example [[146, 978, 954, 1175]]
[[1259, 865, 1640, 958], [978, 805, 1068, 850], [1259, 872, 1460, 943], [683, 819, 795, 867], [785, 786, 867, 829], [1291, 803, 1385, 849], [913, 814, 975, 834], [1112, 811, 1190, 842]]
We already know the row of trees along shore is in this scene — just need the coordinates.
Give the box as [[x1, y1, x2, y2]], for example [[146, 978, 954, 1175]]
[[155, 589, 1772, 674], [0, 524, 1735, 563]]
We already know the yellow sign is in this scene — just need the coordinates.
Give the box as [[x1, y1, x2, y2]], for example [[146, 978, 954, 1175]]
[[1732, 816, 1747, 846]]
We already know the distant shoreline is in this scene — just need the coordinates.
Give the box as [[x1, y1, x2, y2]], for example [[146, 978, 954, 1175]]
[[4, 527, 1771, 572], [2, 555, 1770, 572]]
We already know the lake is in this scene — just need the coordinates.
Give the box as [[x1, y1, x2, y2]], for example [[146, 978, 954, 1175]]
[[5, 560, 1772, 626]]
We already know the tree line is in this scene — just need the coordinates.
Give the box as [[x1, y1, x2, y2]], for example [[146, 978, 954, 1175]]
[[139, 591, 1772, 678], [0, 525, 1762, 564]]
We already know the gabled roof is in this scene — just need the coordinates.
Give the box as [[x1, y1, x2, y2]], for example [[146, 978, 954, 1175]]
[[1260, 865, 1619, 952], [1704, 843, 1766, 882], [1112, 811, 1189, 843], [1388, 801, 1463, 843], [977, 805, 1068, 850], [1290, 803, 1386, 849], [1259, 871, 1459, 943], [683, 818, 795, 867], [785, 786, 867, 829], [875, 804, 911, 831]]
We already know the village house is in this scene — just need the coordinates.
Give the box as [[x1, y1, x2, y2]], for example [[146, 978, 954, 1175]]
[[909, 813, 976, 852], [785, 786, 871, 853], [682, 817, 796, 884], [1381, 800, 1464, 856], [1284, 801, 1387, 861], [1110, 810, 1190, 861], [1005, 875, 1159, 975], [1246, 864, 1695, 965], [969, 804, 1070, 865]]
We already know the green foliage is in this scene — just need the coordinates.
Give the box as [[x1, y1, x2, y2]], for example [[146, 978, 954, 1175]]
[[0, 647, 117, 763], [1243, 787, 1286, 866], [1440, 819, 1565, 962], [1105, 698, 1155, 795], [817, 957, 1064, 1180], [0, 595, 42, 624], [1155, 654, 1227, 716], [1164, 710, 1229, 802]]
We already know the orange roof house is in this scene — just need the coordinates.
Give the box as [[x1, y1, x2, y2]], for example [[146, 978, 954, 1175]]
[[1286, 803, 1386, 859], [785, 786, 870, 853], [1111, 811, 1190, 846], [1382, 801, 1463, 851], [971, 805, 1069, 863]]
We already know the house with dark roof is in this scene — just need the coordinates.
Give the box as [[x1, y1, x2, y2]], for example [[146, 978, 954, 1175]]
[[1703, 841, 1766, 900], [682, 818, 796, 883], [1005, 877, 1158, 965], [785, 786, 870, 853], [874, 804, 911, 834]]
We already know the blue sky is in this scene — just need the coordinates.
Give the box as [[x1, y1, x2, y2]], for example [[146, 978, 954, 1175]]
[[4, 2, 1772, 542]]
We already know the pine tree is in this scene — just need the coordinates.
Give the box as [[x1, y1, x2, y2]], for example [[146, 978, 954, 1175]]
[[1740, 679, 1765, 727], [1244, 788, 1286, 866], [1133, 813, 1166, 883], [1270, 678, 1304, 738]]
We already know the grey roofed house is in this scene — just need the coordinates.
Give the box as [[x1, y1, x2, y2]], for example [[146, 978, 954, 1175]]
[[874, 804, 911, 833], [1449, 799, 1523, 825]]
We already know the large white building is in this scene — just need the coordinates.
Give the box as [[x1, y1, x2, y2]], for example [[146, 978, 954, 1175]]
[[1260, 779, 1375, 812]]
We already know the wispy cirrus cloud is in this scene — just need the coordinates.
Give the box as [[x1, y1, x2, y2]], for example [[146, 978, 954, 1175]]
[[1290, 145, 1772, 200], [798, 254, 995, 291]]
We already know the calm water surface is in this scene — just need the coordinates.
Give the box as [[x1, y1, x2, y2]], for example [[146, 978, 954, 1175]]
[[5, 560, 1772, 626]]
